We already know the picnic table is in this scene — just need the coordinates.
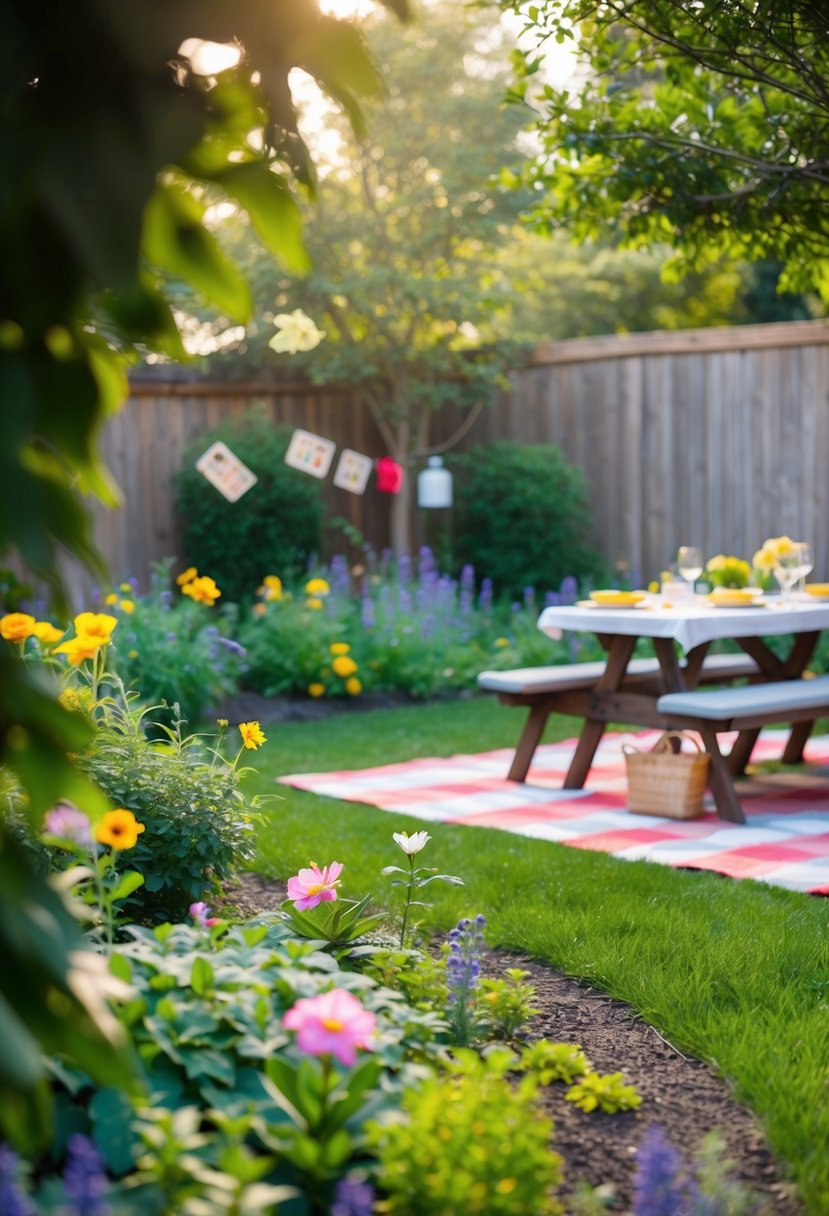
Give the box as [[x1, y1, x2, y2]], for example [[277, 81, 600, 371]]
[[531, 594, 829, 821]]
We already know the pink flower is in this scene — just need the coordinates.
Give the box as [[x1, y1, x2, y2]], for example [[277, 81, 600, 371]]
[[189, 901, 221, 928], [283, 989, 376, 1066], [286, 861, 343, 910]]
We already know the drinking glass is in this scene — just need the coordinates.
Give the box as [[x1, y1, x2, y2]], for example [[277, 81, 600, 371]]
[[677, 546, 703, 592], [773, 545, 807, 605], [794, 542, 813, 593]]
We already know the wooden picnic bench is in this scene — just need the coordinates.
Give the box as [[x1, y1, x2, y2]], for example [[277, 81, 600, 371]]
[[657, 675, 829, 823], [478, 652, 761, 782]]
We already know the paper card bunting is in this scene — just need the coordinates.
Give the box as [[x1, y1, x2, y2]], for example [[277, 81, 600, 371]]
[[284, 428, 336, 479], [376, 456, 404, 494], [196, 441, 258, 502], [333, 448, 373, 495]]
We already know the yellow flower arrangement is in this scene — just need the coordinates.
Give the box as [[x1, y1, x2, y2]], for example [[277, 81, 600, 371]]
[[704, 554, 752, 589], [308, 682, 326, 698]]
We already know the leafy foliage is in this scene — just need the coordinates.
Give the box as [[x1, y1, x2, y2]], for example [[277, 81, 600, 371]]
[[503, 0, 829, 302], [176, 411, 324, 604], [450, 442, 605, 598]]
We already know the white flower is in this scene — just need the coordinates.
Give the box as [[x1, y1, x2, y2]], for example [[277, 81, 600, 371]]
[[393, 830, 431, 856], [268, 309, 326, 354]]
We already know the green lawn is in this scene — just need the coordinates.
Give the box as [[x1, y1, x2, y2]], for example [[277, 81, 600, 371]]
[[243, 697, 829, 1215]]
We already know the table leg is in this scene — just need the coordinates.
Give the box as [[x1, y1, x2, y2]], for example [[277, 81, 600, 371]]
[[781, 720, 815, 765], [563, 634, 637, 788], [507, 702, 552, 782], [727, 728, 761, 775], [696, 723, 746, 824]]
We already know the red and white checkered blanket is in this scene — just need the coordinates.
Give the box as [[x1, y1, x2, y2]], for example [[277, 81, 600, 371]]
[[278, 729, 829, 895]]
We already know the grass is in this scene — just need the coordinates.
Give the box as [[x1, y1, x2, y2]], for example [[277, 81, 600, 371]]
[[244, 697, 829, 1215]]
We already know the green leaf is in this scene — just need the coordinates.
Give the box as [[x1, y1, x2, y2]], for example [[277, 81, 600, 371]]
[[110, 870, 145, 903], [89, 1087, 137, 1175], [142, 180, 252, 321], [214, 163, 310, 275], [190, 955, 215, 996]]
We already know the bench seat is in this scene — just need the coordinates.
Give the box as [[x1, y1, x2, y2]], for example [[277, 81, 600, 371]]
[[477, 651, 759, 696], [658, 674, 829, 725], [657, 675, 829, 823]]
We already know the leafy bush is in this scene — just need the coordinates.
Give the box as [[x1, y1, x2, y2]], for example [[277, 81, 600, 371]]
[[175, 407, 324, 604], [448, 442, 605, 598], [366, 1047, 564, 1215], [108, 561, 244, 728], [76, 705, 263, 922]]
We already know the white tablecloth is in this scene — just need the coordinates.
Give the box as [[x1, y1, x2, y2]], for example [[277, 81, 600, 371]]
[[537, 598, 829, 653]]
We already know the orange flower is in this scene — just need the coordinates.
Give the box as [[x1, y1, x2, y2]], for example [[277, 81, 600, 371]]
[[0, 613, 36, 642], [73, 612, 117, 643], [182, 575, 221, 605], [95, 808, 145, 851], [32, 621, 65, 644], [55, 636, 103, 665], [239, 721, 266, 750]]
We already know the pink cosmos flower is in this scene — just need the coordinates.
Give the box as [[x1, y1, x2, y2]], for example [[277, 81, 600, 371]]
[[189, 901, 221, 928], [286, 861, 343, 910], [283, 988, 376, 1067]]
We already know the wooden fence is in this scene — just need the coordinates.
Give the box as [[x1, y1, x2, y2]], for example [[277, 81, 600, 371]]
[[63, 318, 829, 604]]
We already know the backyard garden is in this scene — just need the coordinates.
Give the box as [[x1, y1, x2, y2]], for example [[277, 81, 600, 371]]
[[2, 1, 829, 1215]]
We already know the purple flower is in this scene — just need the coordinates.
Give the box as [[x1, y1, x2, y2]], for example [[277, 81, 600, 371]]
[[559, 575, 579, 603], [360, 596, 375, 629], [330, 1177, 375, 1216], [44, 804, 93, 849], [189, 901, 220, 928], [0, 1145, 35, 1216], [218, 637, 246, 657], [62, 1134, 110, 1216], [632, 1125, 699, 1216]]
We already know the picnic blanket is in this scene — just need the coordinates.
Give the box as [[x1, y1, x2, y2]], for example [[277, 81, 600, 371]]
[[278, 729, 829, 895]]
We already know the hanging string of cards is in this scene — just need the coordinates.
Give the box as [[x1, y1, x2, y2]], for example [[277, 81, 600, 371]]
[[196, 428, 402, 501]]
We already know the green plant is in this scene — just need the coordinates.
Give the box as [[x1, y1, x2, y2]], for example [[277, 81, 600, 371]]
[[449, 442, 604, 598], [382, 830, 464, 947], [366, 1046, 564, 1214], [108, 561, 244, 727], [175, 410, 324, 605], [564, 1071, 642, 1115], [239, 590, 357, 698], [75, 700, 263, 923], [518, 1041, 591, 1086], [477, 969, 540, 1041]]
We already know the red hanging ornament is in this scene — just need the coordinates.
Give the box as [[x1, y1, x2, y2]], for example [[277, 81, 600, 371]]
[[376, 456, 404, 494]]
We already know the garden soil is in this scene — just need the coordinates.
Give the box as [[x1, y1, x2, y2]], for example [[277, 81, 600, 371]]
[[218, 693, 802, 1214]]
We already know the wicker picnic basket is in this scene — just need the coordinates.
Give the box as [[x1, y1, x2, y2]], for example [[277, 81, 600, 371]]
[[622, 732, 710, 819]]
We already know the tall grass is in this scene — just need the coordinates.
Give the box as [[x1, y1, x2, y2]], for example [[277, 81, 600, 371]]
[[246, 699, 829, 1215]]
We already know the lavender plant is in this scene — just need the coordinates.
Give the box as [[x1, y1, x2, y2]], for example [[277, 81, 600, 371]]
[[444, 914, 487, 1046]]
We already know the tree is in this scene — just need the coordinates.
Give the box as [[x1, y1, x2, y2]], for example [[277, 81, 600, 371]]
[[0, 0, 406, 1143], [189, 1, 536, 554], [501, 0, 829, 302]]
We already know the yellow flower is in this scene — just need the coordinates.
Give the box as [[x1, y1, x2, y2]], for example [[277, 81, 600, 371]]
[[182, 576, 221, 605], [119, 583, 133, 593], [262, 575, 283, 601], [251, 602, 267, 617], [308, 683, 326, 698], [73, 612, 117, 643], [59, 688, 80, 712], [332, 655, 358, 678], [239, 721, 266, 750], [0, 612, 36, 642], [764, 535, 796, 559], [216, 718, 228, 728], [177, 566, 198, 586], [32, 621, 65, 644], [128, 649, 138, 659], [330, 642, 350, 655], [495, 637, 509, 648], [55, 636, 103, 665], [304, 578, 330, 597], [344, 677, 362, 696], [95, 808, 145, 851], [104, 592, 119, 605], [306, 597, 323, 610], [753, 548, 776, 572], [119, 599, 135, 614]]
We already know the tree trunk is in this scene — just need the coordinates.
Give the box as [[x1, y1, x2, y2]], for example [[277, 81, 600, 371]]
[[389, 466, 413, 556]]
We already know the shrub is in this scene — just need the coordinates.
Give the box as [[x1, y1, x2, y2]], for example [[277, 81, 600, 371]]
[[107, 561, 244, 728], [448, 442, 605, 598], [175, 407, 323, 604], [366, 1047, 564, 1215]]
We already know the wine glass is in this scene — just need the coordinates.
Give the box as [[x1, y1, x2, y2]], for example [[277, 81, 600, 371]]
[[773, 543, 808, 605], [677, 546, 703, 593], [794, 542, 813, 593]]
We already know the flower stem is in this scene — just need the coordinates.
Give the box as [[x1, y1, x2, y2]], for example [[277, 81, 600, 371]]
[[399, 855, 415, 947]]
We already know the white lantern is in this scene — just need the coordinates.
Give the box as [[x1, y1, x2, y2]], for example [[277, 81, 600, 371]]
[[417, 455, 453, 508]]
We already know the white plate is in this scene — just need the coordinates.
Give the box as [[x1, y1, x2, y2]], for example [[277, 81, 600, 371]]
[[576, 599, 647, 610], [711, 600, 766, 609]]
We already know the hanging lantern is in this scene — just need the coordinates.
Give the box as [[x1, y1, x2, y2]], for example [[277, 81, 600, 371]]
[[376, 456, 404, 494], [417, 455, 453, 508]]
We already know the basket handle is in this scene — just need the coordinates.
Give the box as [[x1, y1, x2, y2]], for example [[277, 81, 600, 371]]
[[622, 731, 704, 757]]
